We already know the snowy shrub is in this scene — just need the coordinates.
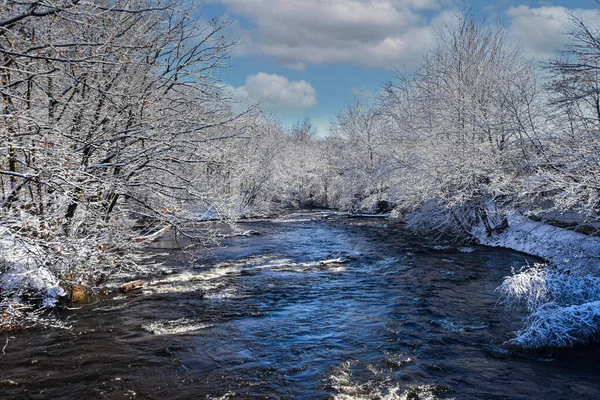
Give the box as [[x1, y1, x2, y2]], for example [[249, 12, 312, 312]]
[[498, 265, 600, 347], [508, 301, 600, 348], [498, 265, 600, 312]]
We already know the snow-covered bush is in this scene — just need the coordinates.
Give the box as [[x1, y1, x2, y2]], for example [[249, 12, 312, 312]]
[[508, 301, 600, 348], [498, 265, 600, 347], [499, 265, 600, 312]]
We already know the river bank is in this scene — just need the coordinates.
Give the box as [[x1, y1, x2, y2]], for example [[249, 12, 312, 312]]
[[469, 212, 600, 348]]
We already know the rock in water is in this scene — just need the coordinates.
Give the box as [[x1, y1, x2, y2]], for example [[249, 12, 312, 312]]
[[71, 286, 88, 303]]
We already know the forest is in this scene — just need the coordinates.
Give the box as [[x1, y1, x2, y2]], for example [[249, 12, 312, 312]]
[[1, 0, 600, 351]]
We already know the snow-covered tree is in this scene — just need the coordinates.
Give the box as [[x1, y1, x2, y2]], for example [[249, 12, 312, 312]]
[[535, 9, 600, 221], [0, 0, 246, 329], [382, 14, 541, 236], [329, 97, 394, 211]]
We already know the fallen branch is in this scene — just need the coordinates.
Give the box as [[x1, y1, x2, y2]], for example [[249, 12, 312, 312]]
[[319, 258, 347, 266], [120, 280, 148, 293]]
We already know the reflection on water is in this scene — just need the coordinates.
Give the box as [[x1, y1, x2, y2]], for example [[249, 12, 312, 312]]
[[2, 212, 600, 399]]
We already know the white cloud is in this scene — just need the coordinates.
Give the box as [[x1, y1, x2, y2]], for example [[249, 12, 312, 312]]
[[214, 1, 600, 70], [211, 0, 454, 69], [506, 5, 599, 60], [226, 73, 317, 112]]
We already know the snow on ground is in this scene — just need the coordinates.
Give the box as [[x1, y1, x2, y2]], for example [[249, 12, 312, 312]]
[[472, 213, 600, 348], [472, 213, 600, 273]]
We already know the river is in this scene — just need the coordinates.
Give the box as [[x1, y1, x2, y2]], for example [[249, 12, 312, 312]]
[[1, 212, 600, 399]]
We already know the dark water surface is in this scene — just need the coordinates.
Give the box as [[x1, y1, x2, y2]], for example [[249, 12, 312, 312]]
[[2, 212, 600, 399]]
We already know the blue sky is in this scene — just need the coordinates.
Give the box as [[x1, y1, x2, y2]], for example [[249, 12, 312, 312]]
[[202, 0, 599, 135]]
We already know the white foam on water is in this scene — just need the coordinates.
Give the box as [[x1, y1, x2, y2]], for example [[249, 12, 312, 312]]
[[150, 266, 240, 285], [142, 264, 241, 294], [204, 288, 247, 300], [384, 352, 414, 368], [240, 255, 278, 265], [431, 319, 489, 333], [329, 361, 402, 400], [209, 392, 236, 400], [252, 259, 323, 273], [323, 264, 347, 272], [272, 217, 314, 223], [142, 318, 213, 335], [142, 281, 223, 295], [331, 376, 453, 400], [400, 385, 455, 400]]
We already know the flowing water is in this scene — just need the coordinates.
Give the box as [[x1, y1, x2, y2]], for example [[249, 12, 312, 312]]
[[2, 212, 600, 399]]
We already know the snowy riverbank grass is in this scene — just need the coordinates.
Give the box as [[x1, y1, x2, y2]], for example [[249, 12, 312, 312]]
[[498, 266, 600, 313], [508, 300, 600, 348], [497, 266, 600, 347]]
